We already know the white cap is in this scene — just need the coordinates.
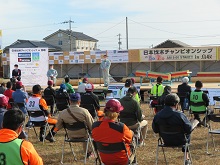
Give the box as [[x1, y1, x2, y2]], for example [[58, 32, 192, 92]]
[[182, 77, 189, 83]]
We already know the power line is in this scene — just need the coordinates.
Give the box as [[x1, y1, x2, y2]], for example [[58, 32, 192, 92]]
[[92, 19, 125, 37], [128, 19, 204, 37]]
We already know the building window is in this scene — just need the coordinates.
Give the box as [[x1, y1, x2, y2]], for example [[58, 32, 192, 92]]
[[58, 33, 63, 37], [58, 40, 62, 45]]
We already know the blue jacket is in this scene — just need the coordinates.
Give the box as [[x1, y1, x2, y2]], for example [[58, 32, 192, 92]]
[[152, 106, 192, 145]]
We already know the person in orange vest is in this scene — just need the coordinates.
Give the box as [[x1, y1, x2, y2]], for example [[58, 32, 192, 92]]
[[26, 84, 57, 142], [92, 99, 134, 165], [0, 109, 43, 165]]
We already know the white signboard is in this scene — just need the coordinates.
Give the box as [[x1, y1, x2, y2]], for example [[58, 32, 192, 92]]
[[10, 48, 49, 86], [140, 47, 217, 62], [107, 50, 129, 63]]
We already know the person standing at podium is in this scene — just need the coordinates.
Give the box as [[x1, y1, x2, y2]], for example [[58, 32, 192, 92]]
[[100, 55, 111, 87]]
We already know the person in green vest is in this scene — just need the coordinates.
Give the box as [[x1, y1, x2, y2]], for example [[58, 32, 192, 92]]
[[64, 77, 75, 94], [0, 109, 43, 165], [150, 76, 164, 110], [190, 80, 209, 126], [150, 76, 164, 97]]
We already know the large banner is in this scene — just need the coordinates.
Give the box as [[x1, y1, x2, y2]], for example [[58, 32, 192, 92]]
[[140, 47, 218, 62], [10, 48, 49, 86]]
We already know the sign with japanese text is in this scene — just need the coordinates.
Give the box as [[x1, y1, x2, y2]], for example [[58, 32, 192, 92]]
[[10, 48, 48, 86], [107, 50, 129, 63], [140, 47, 217, 62]]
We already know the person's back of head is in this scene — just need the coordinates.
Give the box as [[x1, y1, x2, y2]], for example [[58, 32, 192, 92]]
[[15, 81, 23, 90], [1, 82, 5, 87], [130, 78, 135, 85], [32, 84, 42, 94], [182, 77, 189, 84], [65, 77, 70, 83], [163, 86, 172, 95], [164, 94, 180, 107], [125, 79, 132, 87], [104, 99, 124, 120], [59, 83, 67, 93], [157, 76, 163, 84], [127, 86, 137, 96], [85, 83, 94, 92], [195, 80, 203, 89], [47, 80, 53, 87], [69, 93, 81, 105], [3, 109, 25, 131], [6, 81, 12, 89], [0, 94, 9, 108], [83, 78, 88, 83]]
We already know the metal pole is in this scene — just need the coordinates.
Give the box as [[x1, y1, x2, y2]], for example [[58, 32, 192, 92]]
[[126, 17, 128, 49]]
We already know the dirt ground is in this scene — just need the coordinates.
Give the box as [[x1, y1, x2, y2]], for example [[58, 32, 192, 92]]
[[28, 103, 220, 165]]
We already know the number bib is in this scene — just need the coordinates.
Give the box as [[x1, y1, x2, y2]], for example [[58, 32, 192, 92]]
[[0, 139, 24, 165]]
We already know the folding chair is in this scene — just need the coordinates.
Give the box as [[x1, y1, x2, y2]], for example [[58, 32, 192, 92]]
[[94, 141, 136, 165], [61, 122, 96, 165], [80, 104, 98, 120], [213, 96, 220, 113], [27, 110, 55, 144], [43, 95, 56, 114], [206, 114, 220, 155], [131, 124, 148, 148], [156, 125, 192, 165]]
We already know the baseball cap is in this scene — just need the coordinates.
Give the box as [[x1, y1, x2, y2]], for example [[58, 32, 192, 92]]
[[48, 80, 53, 86], [0, 94, 9, 107], [130, 78, 135, 84], [32, 84, 43, 93], [60, 83, 66, 90], [16, 81, 23, 87], [85, 83, 94, 91], [70, 93, 81, 101], [104, 99, 124, 113], [83, 78, 88, 83], [125, 79, 132, 87]]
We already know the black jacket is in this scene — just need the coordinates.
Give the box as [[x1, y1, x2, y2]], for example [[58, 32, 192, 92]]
[[12, 69, 21, 77], [81, 92, 100, 110], [152, 106, 192, 145], [44, 86, 56, 97], [177, 83, 191, 102]]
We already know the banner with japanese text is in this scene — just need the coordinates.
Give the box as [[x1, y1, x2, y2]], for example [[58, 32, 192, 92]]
[[140, 47, 218, 62], [10, 48, 48, 86]]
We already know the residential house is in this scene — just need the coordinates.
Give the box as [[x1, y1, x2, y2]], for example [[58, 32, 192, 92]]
[[43, 29, 98, 51]]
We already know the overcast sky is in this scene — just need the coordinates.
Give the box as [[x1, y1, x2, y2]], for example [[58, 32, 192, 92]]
[[1, 0, 220, 50]]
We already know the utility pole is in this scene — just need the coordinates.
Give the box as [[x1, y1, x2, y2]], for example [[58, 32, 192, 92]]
[[117, 33, 122, 50], [126, 17, 128, 50], [61, 18, 74, 51]]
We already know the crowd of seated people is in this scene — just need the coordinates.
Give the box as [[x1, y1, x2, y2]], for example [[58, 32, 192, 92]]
[[0, 74, 214, 165]]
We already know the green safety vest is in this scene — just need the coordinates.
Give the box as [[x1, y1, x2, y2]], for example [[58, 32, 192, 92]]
[[190, 91, 206, 112], [151, 84, 164, 97], [0, 138, 24, 165]]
